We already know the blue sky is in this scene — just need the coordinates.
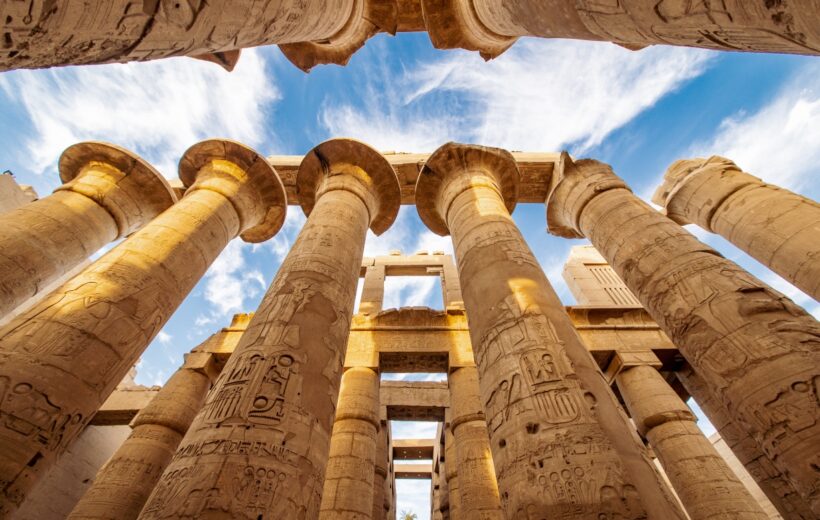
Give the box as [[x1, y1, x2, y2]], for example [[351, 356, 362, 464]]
[[1, 33, 818, 517]]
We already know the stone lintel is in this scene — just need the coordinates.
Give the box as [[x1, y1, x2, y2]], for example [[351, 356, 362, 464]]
[[393, 439, 436, 460], [267, 151, 559, 206], [90, 388, 160, 425], [395, 463, 433, 479], [382, 381, 449, 422]]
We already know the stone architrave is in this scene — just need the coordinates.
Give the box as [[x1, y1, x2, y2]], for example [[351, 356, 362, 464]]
[[68, 352, 220, 520], [0, 139, 287, 516], [443, 426, 463, 520], [546, 156, 820, 514], [611, 350, 769, 520], [416, 142, 686, 519], [420, 0, 820, 57], [677, 366, 816, 520], [318, 366, 381, 519], [372, 423, 389, 520], [448, 366, 503, 519], [0, 142, 176, 318], [653, 156, 820, 300], [139, 139, 400, 520]]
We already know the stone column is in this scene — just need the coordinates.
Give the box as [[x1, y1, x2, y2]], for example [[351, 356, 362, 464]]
[[68, 352, 219, 520], [653, 156, 820, 300], [0, 0, 400, 72], [139, 138, 400, 519], [611, 349, 768, 520], [0, 139, 286, 516], [0, 142, 175, 318], [546, 156, 820, 514], [319, 366, 381, 519], [448, 366, 503, 519], [420, 0, 820, 57], [360, 264, 386, 315], [677, 367, 816, 519], [416, 142, 685, 519], [443, 426, 463, 520], [373, 422, 390, 520]]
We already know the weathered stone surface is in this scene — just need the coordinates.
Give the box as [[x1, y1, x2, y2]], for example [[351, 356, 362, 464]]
[[443, 426, 462, 519], [139, 138, 399, 519], [653, 156, 820, 300], [547, 156, 820, 514], [373, 423, 390, 520], [0, 139, 285, 516], [614, 352, 769, 520], [0, 142, 175, 318], [417, 142, 685, 519], [448, 366, 503, 519], [0, 173, 37, 215], [319, 367, 380, 519]]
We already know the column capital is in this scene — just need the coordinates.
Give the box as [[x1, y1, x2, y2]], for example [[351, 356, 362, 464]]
[[280, 0, 397, 71], [58, 141, 177, 237], [179, 139, 287, 243], [416, 141, 519, 236], [546, 154, 629, 238], [420, 0, 516, 58], [297, 138, 400, 235], [652, 155, 756, 228]]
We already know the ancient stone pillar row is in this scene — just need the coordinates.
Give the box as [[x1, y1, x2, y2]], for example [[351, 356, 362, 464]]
[[443, 426, 463, 520], [416, 142, 686, 519], [439, 451, 451, 520], [612, 350, 769, 520], [419, 0, 820, 57], [448, 366, 503, 519], [139, 138, 400, 520], [677, 367, 816, 520], [373, 422, 390, 520], [0, 139, 286, 516], [68, 352, 220, 520], [319, 366, 381, 519], [0, 142, 176, 318], [546, 156, 820, 514], [653, 156, 820, 300]]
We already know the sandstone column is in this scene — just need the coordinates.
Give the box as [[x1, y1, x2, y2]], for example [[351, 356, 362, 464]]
[[319, 366, 381, 519], [443, 426, 463, 520], [547, 156, 820, 514], [420, 0, 820, 57], [373, 422, 390, 520], [611, 349, 768, 520], [448, 366, 503, 519], [677, 366, 816, 520], [653, 156, 820, 300], [139, 138, 400, 519], [68, 351, 219, 520], [0, 142, 175, 318], [415, 142, 685, 519], [0, 139, 286, 516]]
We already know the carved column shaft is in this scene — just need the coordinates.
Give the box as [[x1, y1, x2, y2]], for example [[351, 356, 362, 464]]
[[448, 366, 503, 518], [654, 156, 820, 300], [68, 353, 217, 520], [0, 140, 285, 515], [677, 367, 815, 519], [444, 426, 463, 520], [615, 359, 768, 520], [372, 422, 389, 520], [547, 157, 820, 514], [417, 143, 685, 519], [0, 143, 175, 317], [319, 366, 380, 519], [139, 139, 399, 520]]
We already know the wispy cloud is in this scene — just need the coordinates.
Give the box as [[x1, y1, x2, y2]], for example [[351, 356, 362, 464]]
[[0, 49, 279, 184], [202, 239, 267, 317], [322, 39, 713, 154]]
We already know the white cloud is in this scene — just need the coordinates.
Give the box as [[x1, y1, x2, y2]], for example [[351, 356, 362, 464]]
[[322, 39, 713, 154], [156, 330, 172, 344], [396, 479, 432, 520], [202, 239, 265, 317], [0, 49, 279, 183], [689, 62, 820, 194]]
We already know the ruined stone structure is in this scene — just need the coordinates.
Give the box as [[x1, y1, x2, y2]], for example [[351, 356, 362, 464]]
[[2, 1, 819, 73], [1, 139, 816, 520]]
